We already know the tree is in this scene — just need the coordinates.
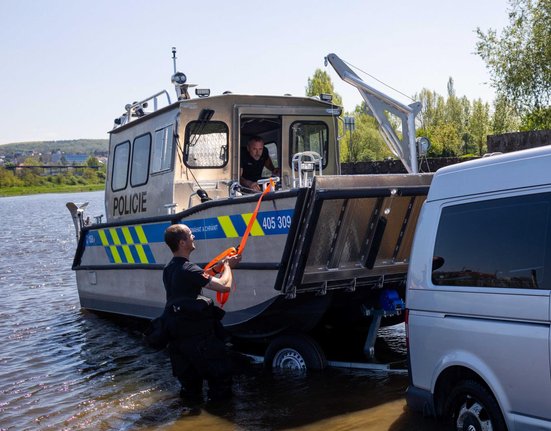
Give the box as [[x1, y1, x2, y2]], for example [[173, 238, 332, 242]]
[[469, 99, 491, 155], [491, 95, 520, 134], [86, 156, 100, 167], [305, 69, 343, 107], [476, 0, 551, 130], [340, 106, 392, 162]]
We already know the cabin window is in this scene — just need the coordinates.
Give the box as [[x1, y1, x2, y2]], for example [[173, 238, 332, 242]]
[[432, 192, 551, 290], [263, 142, 279, 177], [290, 121, 328, 168], [112, 141, 130, 191], [152, 125, 174, 173], [184, 121, 228, 168], [130, 133, 151, 187]]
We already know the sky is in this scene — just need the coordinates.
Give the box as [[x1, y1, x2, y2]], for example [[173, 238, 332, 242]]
[[0, 0, 511, 145]]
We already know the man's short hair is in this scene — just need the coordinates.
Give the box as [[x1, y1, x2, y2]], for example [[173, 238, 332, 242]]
[[248, 136, 264, 147], [164, 224, 188, 252]]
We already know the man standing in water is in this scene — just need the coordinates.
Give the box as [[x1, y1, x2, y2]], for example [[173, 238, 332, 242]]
[[163, 223, 241, 405]]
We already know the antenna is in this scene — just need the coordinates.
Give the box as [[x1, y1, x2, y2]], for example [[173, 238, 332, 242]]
[[170, 47, 196, 100], [172, 47, 177, 75]]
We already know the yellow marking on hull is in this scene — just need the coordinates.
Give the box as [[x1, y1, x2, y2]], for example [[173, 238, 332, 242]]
[[121, 226, 134, 244], [242, 213, 265, 236], [98, 229, 109, 246], [218, 216, 239, 238], [135, 244, 148, 263], [121, 245, 135, 263], [135, 225, 148, 243], [110, 245, 122, 263], [109, 228, 122, 245]]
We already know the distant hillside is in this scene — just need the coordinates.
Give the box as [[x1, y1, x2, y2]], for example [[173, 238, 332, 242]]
[[0, 139, 109, 155]]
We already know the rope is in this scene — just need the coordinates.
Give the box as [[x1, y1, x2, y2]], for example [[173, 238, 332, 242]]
[[204, 178, 276, 306], [343, 59, 416, 103]]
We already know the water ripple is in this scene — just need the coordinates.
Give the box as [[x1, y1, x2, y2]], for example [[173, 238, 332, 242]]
[[0, 191, 430, 431]]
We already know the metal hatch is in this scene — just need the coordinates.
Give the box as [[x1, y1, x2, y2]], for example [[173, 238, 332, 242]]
[[280, 174, 432, 298]]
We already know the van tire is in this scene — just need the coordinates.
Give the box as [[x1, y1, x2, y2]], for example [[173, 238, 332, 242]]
[[265, 334, 327, 371], [445, 379, 507, 431]]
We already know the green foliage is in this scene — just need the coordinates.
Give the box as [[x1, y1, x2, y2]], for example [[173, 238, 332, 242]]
[[492, 95, 521, 134], [476, 0, 551, 130], [414, 84, 513, 157], [333, 71, 520, 161], [0, 166, 105, 194], [305, 69, 343, 107], [22, 156, 42, 166], [86, 156, 100, 167], [468, 99, 491, 155], [0, 139, 108, 156], [420, 123, 460, 157], [520, 107, 551, 131], [340, 108, 392, 162], [0, 168, 23, 187]]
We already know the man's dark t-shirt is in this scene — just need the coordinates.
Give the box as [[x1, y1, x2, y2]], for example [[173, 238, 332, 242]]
[[241, 147, 269, 183], [163, 256, 210, 304]]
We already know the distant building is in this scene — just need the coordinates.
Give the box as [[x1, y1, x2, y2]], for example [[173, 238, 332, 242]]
[[65, 154, 89, 164], [51, 152, 89, 165]]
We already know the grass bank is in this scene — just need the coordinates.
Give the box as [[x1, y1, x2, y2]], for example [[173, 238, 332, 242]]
[[0, 183, 105, 197]]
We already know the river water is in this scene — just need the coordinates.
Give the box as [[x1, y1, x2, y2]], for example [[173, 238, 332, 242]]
[[0, 191, 446, 431]]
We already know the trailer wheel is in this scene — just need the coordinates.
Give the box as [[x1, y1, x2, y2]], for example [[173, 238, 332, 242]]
[[445, 380, 506, 431], [265, 334, 327, 371]]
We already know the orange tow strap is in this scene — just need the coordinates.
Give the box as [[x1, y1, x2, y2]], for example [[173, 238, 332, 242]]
[[204, 179, 276, 306]]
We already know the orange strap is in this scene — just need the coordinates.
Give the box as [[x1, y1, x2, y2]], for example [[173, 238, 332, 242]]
[[204, 179, 276, 306]]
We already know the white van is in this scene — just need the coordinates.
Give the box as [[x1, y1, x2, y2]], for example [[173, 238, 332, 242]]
[[406, 146, 551, 431]]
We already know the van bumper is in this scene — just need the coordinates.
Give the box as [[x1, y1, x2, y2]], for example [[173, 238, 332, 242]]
[[406, 385, 436, 417]]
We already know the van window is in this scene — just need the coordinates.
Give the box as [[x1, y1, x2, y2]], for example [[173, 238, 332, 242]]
[[432, 193, 551, 289], [290, 121, 328, 168], [184, 121, 228, 168], [130, 134, 151, 187], [112, 141, 130, 191], [152, 125, 174, 173]]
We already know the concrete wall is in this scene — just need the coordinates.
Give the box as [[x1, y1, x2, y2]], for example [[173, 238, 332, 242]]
[[487, 130, 551, 153], [341, 157, 476, 174]]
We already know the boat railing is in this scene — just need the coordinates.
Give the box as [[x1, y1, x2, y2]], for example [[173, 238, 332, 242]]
[[114, 90, 172, 128], [291, 151, 323, 188]]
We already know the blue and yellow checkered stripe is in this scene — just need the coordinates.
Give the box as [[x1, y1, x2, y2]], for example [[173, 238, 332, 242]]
[[84, 209, 293, 265], [187, 209, 294, 240], [90, 226, 158, 264]]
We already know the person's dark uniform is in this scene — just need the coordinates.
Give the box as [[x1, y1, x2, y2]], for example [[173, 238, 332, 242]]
[[241, 146, 270, 184], [163, 256, 232, 405]]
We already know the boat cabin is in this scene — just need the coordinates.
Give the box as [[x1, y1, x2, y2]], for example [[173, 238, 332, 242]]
[[105, 91, 342, 222]]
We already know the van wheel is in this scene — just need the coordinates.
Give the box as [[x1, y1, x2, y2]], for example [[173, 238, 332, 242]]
[[265, 334, 327, 371], [446, 380, 507, 431]]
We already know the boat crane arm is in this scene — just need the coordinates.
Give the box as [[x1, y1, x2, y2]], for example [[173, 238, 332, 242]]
[[325, 53, 421, 174]]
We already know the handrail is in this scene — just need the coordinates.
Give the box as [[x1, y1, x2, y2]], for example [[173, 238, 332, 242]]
[[114, 90, 173, 128]]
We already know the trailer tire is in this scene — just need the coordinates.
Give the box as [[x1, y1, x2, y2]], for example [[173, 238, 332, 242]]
[[265, 334, 327, 371]]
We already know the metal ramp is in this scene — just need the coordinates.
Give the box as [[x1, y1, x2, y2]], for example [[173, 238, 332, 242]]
[[280, 174, 432, 299]]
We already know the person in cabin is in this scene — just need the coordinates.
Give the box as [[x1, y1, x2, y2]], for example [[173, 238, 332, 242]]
[[162, 224, 241, 405], [239, 136, 279, 192]]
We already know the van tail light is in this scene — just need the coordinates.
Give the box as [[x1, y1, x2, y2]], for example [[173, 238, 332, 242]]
[[404, 308, 409, 350]]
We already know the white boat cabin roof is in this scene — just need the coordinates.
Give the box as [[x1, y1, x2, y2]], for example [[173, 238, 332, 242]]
[[104, 91, 342, 222]]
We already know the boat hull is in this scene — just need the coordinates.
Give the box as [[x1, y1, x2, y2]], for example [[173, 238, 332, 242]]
[[72, 175, 431, 340]]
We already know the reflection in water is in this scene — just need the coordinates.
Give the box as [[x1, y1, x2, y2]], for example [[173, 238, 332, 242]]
[[0, 191, 446, 430]]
